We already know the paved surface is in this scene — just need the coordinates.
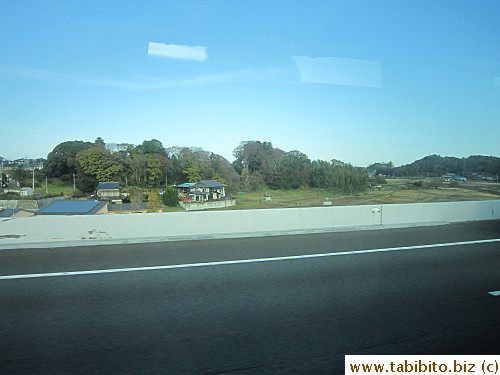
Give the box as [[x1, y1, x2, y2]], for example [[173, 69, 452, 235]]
[[0, 221, 499, 374]]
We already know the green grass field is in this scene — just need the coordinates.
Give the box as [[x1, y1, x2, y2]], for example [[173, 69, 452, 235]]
[[40, 178, 79, 196], [33, 178, 500, 211], [220, 180, 500, 210]]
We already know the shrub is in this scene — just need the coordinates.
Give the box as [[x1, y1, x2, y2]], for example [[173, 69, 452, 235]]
[[147, 192, 161, 212], [163, 187, 179, 207], [425, 180, 442, 189]]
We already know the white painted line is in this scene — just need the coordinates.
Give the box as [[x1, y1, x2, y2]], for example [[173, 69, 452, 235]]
[[488, 291, 500, 296], [1, 238, 499, 280]]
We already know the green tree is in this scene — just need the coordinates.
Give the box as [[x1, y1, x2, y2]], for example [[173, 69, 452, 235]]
[[162, 186, 179, 207], [183, 162, 201, 182], [331, 164, 368, 194], [209, 153, 240, 193], [127, 154, 148, 187], [147, 192, 162, 212], [134, 139, 167, 157], [12, 165, 30, 185], [239, 168, 265, 191], [232, 140, 277, 174], [367, 162, 394, 177], [146, 154, 171, 187], [45, 140, 93, 179], [94, 137, 106, 149], [76, 147, 122, 182], [127, 186, 144, 210], [277, 150, 311, 189]]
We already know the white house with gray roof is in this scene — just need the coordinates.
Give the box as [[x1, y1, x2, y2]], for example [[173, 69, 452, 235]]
[[176, 180, 226, 202], [95, 182, 123, 204]]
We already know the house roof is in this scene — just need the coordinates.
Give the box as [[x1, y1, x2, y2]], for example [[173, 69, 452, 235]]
[[97, 182, 120, 190], [192, 180, 226, 188], [176, 182, 197, 188], [35, 200, 107, 215], [0, 208, 34, 217]]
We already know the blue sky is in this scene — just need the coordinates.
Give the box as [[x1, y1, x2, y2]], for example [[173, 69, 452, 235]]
[[1, 0, 499, 166]]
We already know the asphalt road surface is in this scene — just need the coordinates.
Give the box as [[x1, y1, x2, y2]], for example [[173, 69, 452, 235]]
[[1, 221, 499, 374]]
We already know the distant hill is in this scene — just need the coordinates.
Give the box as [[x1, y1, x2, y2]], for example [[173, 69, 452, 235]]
[[368, 155, 500, 179]]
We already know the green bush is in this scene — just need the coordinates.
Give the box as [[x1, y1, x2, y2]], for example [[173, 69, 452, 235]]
[[163, 187, 179, 207], [0, 192, 20, 200], [72, 189, 87, 198], [425, 180, 442, 189]]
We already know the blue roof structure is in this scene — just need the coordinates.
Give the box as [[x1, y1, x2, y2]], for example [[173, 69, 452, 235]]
[[176, 182, 196, 188], [97, 182, 120, 189], [193, 180, 226, 188], [35, 200, 107, 215]]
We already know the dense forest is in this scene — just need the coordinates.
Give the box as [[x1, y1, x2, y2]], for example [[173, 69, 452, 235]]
[[367, 155, 500, 179], [8, 139, 499, 197], [41, 138, 369, 195]]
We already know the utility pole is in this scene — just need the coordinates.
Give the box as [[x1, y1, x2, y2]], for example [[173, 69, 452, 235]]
[[32, 169, 35, 191], [0, 159, 3, 186], [73, 173, 76, 192], [45, 175, 48, 194]]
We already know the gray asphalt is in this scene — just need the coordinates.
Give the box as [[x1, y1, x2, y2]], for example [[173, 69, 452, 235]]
[[0, 221, 499, 374]]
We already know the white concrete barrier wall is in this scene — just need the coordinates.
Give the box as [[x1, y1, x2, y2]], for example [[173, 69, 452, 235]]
[[0, 200, 499, 248], [382, 200, 500, 225]]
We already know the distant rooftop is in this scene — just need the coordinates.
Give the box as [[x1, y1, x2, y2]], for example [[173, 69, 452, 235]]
[[193, 180, 226, 188], [36, 200, 107, 215], [97, 182, 120, 190]]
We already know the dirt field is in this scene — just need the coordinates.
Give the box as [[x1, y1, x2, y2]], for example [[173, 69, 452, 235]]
[[221, 180, 500, 210]]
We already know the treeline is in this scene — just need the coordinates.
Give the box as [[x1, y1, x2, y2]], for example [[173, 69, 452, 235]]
[[368, 155, 500, 178], [43, 138, 369, 194]]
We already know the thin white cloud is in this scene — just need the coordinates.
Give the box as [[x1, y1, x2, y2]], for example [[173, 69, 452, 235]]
[[0, 65, 291, 90], [0, 65, 69, 81], [294, 55, 382, 88], [147, 42, 207, 62]]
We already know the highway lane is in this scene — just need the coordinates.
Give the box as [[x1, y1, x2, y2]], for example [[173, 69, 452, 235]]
[[0, 221, 499, 374], [1, 220, 499, 275]]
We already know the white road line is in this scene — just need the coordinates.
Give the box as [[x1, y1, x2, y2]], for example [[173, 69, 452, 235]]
[[488, 291, 500, 296], [1, 238, 499, 280]]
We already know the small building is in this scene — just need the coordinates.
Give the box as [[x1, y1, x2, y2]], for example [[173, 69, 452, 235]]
[[35, 200, 108, 215], [19, 187, 34, 196], [95, 182, 123, 204], [0, 208, 35, 217]]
